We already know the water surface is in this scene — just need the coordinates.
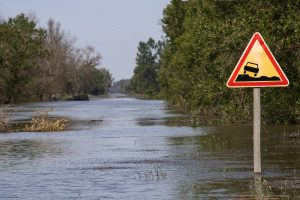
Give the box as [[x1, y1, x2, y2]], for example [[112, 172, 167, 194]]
[[0, 96, 299, 199]]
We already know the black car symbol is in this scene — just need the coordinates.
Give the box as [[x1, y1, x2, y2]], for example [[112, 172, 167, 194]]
[[243, 62, 259, 77]]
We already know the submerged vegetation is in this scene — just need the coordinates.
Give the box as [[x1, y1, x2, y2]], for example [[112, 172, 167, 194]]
[[0, 14, 112, 104], [0, 107, 68, 132], [23, 109, 68, 132], [129, 0, 300, 124]]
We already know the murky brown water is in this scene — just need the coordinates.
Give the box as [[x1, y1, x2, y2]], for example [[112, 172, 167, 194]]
[[0, 95, 299, 199]]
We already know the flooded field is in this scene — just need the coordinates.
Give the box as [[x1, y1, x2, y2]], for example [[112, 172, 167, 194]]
[[0, 96, 299, 199]]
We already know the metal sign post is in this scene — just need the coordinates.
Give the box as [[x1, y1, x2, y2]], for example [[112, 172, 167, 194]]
[[253, 88, 261, 179]]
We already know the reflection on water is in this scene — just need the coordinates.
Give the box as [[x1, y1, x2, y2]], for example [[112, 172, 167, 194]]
[[0, 96, 299, 199]]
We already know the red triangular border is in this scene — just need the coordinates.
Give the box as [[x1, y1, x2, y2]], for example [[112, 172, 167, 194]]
[[227, 32, 289, 88]]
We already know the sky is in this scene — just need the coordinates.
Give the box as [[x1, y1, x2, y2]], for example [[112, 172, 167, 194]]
[[0, 0, 170, 81]]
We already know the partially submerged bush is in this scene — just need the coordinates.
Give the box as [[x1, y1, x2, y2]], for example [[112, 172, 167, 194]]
[[0, 106, 9, 132], [23, 109, 68, 132]]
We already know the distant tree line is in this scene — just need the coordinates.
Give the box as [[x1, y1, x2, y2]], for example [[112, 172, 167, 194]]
[[0, 14, 112, 103], [129, 0, 300, 123], [109, 79, 130, 94]]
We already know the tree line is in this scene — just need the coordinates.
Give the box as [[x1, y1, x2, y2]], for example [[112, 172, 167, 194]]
[[128, 0, 300, 124], [0, 14, 112, 103]]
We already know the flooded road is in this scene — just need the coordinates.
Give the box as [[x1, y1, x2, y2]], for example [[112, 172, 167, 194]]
[[0, 96, 299, 199]]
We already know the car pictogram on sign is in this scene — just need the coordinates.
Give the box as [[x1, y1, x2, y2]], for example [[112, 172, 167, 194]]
[[244, 62, 259, 77]]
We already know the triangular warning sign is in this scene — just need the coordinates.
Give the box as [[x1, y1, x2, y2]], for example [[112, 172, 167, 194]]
[[227, 32, 289, 88]]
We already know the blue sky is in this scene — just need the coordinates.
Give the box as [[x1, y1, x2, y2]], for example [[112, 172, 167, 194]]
[[0, 0, 170, 81]]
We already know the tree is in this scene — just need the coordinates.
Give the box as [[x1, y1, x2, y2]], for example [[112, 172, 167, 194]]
[[129, 38, 163, 96], [0, 14, 46, 103], [36, 18, 76, 100], [161, 0, 186, 41], [38, 20, 112, 99], [89, 68, 112, 95], [77, 46, 102, 94]]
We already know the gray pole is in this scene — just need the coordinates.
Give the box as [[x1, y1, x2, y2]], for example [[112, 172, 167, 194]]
[[253, 88, 261, 179]]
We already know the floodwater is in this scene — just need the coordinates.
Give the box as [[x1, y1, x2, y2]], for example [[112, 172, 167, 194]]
[[0, 95, 299, 199]]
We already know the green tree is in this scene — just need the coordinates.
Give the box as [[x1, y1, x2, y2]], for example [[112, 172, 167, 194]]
[[90, 68, 112, 95], [0, 14, 46, 103], [129, 38, 163, 96], [161, 0, 186, 41]]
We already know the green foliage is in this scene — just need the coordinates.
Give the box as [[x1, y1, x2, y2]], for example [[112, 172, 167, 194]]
[[159, 0, 300, 123], [128, 38, 163, 96], [0, 14, 46, 103], [86, 68, 112, 95], [161, 0, 186, 41]]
